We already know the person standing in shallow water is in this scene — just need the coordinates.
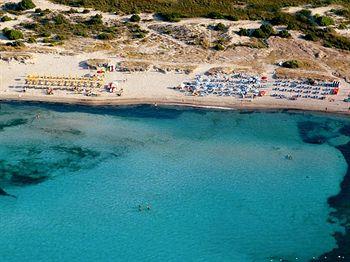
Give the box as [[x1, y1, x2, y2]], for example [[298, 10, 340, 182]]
[[138, 204, 151, 211]]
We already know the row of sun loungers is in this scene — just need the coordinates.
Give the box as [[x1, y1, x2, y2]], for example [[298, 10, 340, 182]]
[[24, 75, 103, 90], [270, 80, 338, 100]]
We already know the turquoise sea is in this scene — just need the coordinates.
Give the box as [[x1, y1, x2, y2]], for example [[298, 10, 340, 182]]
[[0, 103, 349, 262]]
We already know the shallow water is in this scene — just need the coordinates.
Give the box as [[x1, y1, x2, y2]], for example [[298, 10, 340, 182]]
[[0, 103, 349, 262]]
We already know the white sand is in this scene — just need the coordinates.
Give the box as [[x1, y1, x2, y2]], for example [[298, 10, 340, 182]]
[[0, 0, 349, 114], [1, 52, 349, 115]]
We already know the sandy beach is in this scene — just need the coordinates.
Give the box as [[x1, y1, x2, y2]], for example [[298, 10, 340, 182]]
[[0, 49, 350, 114], [1, 51, 350, 115], [1, 0, 350, 114]]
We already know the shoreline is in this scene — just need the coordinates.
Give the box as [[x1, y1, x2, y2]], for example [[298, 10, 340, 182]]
[[1, 94, 349, 117]]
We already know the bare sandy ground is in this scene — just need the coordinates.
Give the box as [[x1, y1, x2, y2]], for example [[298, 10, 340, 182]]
[[1, 52, 349, 115]]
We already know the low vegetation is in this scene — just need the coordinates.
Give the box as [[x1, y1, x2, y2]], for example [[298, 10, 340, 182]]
[[20, 13, 115, 43], [213, 23, 227, 32], [1, 0, 348, 51], [0, 15, 12, 22], [130, 14, 141, 22], [2, 28, 24, 40], [237, 23, 278, 39], [282, 60, 302, 68], [4, 0, 36, 12], [16, 11, 149, 44], [51, 0, 350, 18], [158, 12, 183, 22]]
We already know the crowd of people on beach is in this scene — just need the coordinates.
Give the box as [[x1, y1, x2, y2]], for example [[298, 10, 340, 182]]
[[174, 73, 267, 98], [174, 73, 343, 102]]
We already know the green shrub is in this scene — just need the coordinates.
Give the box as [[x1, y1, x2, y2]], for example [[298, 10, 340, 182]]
[[214, 23, 227, 31], [17, 0, 36, 11], [67, 8, 79, 14], [304, 32, 318, 41], [133, 32, 146, 38], [269, 13, 290, 25], [53, 14, 68, 24], [252, 28, 267, 38], [331, 8, 350, 19], [127, 23, 148, 38], [40, 31, 51, 37], [260, 23, 275, 36], [158, 12, 183, 22], [1, 16, 12, 22], [86, 14, 103, 25], [319, 33, 350, 50], [225, 15, 238, 21], [282, 60, 301, 68], [42, 37, 52, 43], [34, 8, 51, 16], [162, 28, 172, 34], [47, 0, 349, 20], [316, 16, 334, 26], [130, 14, 141, 22], [295, 9, 314, 25], [237, 28, 249, 36], [278, 30, 291, 38], [27, 37, 36, 43], [297, 9, 312, 17], [338, 23, 348, 30], [97, 32, 114, 40], [6, 40, 25, 47], [287, 22, 299, 30], [3, 28, 24, 40], [74, 29, 88, 37], [214, 43, 225, 51], [206, 12, 225, 19], [55, 34, 66, 40]]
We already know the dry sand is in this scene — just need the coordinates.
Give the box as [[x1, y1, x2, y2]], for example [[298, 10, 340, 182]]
[[0, 0, 349, 114], [1, 52, 349, 115]]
